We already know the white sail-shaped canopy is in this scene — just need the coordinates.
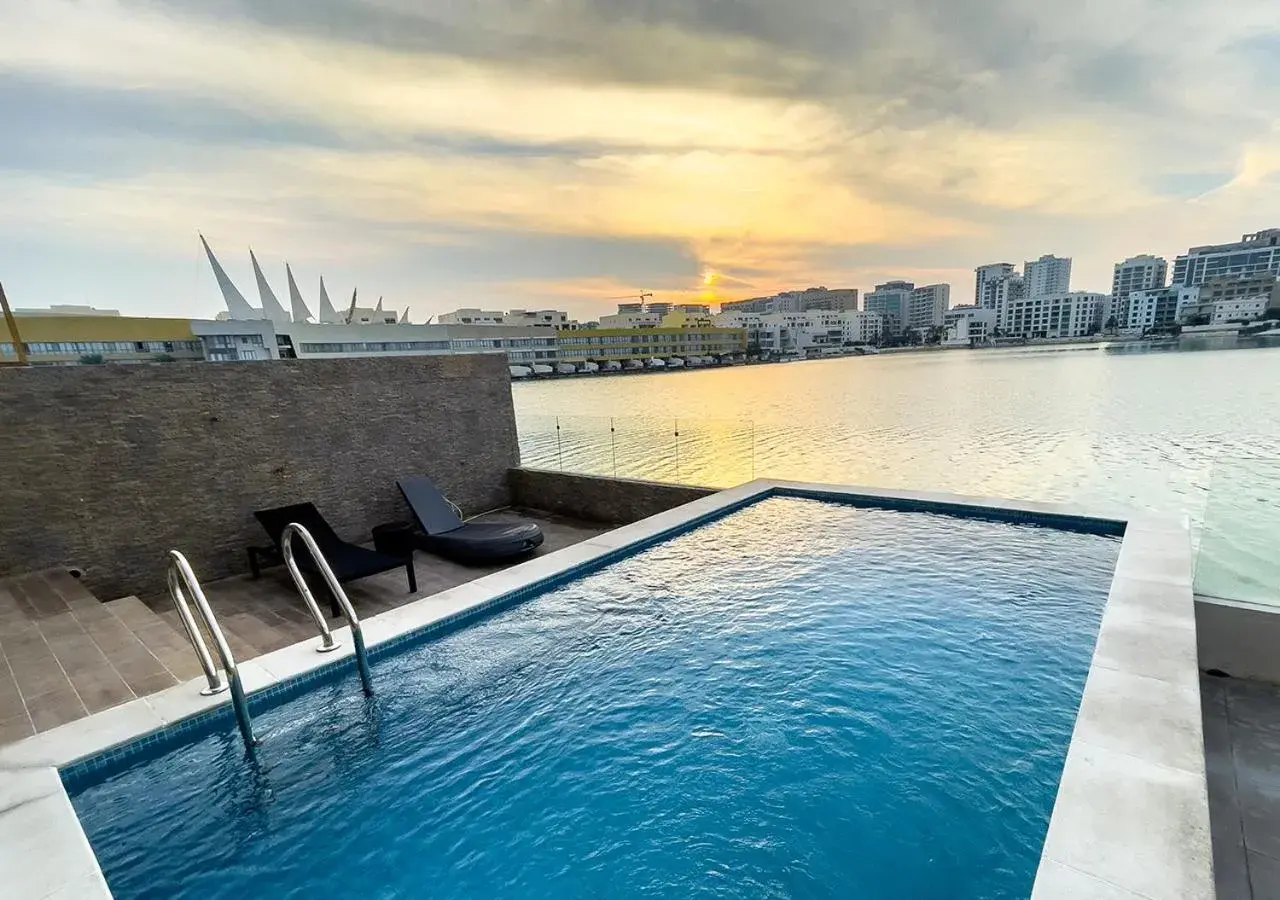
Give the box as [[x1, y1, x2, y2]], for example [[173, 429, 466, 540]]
[[200, 234, 260, 320], [286, 264, 312, 322], [398, 307, 409, 324], [250, 249, 291, 324], [318, 277, 341, 323]]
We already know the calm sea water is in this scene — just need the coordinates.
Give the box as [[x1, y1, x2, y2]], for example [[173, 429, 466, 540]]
[[72, 500, 1118, 900], [514, 340, 1280, 604]]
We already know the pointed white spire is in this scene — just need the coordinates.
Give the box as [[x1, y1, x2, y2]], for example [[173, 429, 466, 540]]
[[250, 249, 291, 324], [375, 296, 383, 313], [318, 277, 340, 323], [286, 264, 312, 322], [345, 287, 358, 324], [200, 234, 259, 320], [398, 307, 409, 324]]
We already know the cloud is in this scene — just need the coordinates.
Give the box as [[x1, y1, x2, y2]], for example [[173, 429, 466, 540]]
[[2, 0, 1280, 317]]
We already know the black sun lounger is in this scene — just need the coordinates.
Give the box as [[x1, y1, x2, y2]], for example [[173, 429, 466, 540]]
[[253, 502, 416, 613], [396, 476, 544, 564]]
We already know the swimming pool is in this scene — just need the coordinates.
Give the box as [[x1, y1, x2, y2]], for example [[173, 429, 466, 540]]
[[66, 496, 1120, 899]]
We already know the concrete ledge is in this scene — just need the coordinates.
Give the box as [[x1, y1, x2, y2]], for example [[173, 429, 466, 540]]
[[1195, 596, 1280, 684], [0, 768, 110, 899], [0, 480, 1210, 899], [1034, 520, 1211, 899], [508, 467, 713, 525]]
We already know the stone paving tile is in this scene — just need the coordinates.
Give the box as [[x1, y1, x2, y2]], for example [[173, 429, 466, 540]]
[[1204, 674, 1280, 900], [69, 670, 135, 715], [25, 683, 87, 731], [0, 511, 606, 744], [0, 712, 34, 744], [18, 575, 69, 619], [1247, 849, 1280, 899]]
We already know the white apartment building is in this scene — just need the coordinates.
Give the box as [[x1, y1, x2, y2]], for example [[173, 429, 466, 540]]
[[714, 310, 764, 345], [438, 309, 505, 325], [1122, 288, 1179, 335], [1110, 255, 1167, 326], [438, 308, 572, 328], [975, 264, 1016, 308], [1024, 255, 1072, 298], [1172, 229, 1280, 287], [1212, 297, 1271, 324], [943, 306, 997, 346], [1003, 292, 1105, 338], [12, 305, 121, 317], [1113, 255, 1167, 298], [599, 310, 664, 329], [720, 288, 858, 315], [863, 281, 914, 335], [909, 284, 951, 330], [737, 310, 882, 355]]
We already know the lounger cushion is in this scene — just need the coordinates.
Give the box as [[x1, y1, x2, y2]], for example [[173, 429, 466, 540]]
[[397, 475, 545, 563], [414, 521, 543, 563], [396, 476, 464, 535]]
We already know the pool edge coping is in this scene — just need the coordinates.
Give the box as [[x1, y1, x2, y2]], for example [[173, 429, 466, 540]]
[[0, 481, 1209, 900]]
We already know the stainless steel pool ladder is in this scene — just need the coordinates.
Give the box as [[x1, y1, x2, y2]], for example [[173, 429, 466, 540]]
[[166, 550, 258, 753], [280, 523, 375, 696]]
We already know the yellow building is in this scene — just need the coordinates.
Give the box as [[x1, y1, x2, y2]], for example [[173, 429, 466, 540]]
[[1, 316, 204, 365], [556, 326, 746, 363]]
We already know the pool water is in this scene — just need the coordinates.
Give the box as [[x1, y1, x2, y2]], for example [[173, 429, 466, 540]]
[[69, 498, 1120, 899]]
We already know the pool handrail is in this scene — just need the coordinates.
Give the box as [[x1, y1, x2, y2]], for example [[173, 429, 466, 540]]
[[280, 522, 375, 696], [166, 549, 257, 753]]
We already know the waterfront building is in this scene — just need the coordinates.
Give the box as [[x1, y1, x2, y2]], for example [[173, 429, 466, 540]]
[[599, 309, 664, 329], [1112, 255, 1167, 297], [975, 264, 1016, 308], [439, 308, 574, 328], [943, 306, 997, 346], [555, 326, 746, 364], [599, 301, 708, 329], [1122, 288, 1180, 335], [1172, 228, 1280, 287], [438, 309, 504, 326], [909, 284, 951, 330], [721, 287, 859, 315], [1211, 296, 1272, 324], [744, 310, 882, 355], [1002, 292, 1105, 339], [1, 314, 205, 365], [191, 318, 560, 366], [981, 272, 1026, 333], [194, 319, 281, 361], [1110, 255, 1167, 326], [1024, 254, 1072, 298], [1197, 274, 1280, 309], [864, 281, 915, 335], [11, 304, 120, 317], [646, 302, 710, 318]]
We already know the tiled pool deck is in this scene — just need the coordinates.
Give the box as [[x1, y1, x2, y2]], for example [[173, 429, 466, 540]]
[[0, 481, 1213, 899], [0, 511, 604, 743], [1203, 672, 1280, 899]]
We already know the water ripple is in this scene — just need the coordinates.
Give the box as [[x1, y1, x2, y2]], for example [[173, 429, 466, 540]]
[[73, 499, 1118, 900]]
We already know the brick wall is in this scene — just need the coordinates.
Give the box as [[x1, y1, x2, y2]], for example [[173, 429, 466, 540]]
[[0, 355, 519, 598], [508, 468, 713, 524]]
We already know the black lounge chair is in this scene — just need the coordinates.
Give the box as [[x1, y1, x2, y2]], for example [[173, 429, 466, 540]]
[[396, 476, 544, 564], [252, 503, 416, 613]]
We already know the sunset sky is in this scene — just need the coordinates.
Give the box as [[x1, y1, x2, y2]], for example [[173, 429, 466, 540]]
[[3, 0, 1279, 322]]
